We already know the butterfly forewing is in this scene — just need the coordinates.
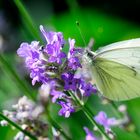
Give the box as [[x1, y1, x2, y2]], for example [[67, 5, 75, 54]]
[[96, 38, 140, 54], [96, 48, 140, 71]]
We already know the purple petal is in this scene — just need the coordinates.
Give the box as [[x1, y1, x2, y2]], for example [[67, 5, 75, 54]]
[[58, 101, 75, 118], [84, 127, 98, 140], [17, 43, 31, 58]]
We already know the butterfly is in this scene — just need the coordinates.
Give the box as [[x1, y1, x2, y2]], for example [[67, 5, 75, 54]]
[[82, 38, 140, 101]]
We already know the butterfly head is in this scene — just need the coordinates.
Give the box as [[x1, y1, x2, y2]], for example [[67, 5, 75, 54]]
[[82, 48, 96, 62], [80, 49, 93, 65]]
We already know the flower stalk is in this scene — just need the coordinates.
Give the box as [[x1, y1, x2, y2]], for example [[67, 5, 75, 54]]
[[46, 111, 72, 140], [68, 91, 111, 140]]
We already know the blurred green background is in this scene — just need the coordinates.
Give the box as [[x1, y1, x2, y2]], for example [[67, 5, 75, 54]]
[[1, 0, 140, 139]]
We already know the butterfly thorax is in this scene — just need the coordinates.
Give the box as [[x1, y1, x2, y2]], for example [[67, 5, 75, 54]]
[[78, 49, 97, 85], [82, 49, 97, 65]]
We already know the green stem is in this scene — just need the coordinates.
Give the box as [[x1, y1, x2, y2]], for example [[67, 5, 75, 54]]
[[109, 101, 123, 118], [0, 112, 37, 140], [69, 91, 111, 140], [47, 113, 72, 140], [14, 0, 42, 41], [44, 105, 71, 140]]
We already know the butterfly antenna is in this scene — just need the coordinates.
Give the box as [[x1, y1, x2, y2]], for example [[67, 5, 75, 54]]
[[87, 38, 94, 50], [76, 21, 86, 47]]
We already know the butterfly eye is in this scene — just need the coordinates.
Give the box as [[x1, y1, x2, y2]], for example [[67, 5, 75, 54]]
[[39, 46, 44, 51], [87, 52, 93, 57], [84, 48, 96, 58], [86, 51, 94, 59]]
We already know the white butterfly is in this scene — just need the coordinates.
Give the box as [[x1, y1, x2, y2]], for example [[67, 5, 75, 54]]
[[83, 38, 140, 101]]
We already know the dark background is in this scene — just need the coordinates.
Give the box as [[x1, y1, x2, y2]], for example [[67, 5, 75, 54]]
[[1, 0, 140, 27]]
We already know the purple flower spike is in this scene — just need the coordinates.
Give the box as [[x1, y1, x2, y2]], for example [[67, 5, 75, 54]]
[[17, 25, 98, 118], [58, 101, 75, 118], [94, 111, 117, 131], [84, 127, 98, 140]]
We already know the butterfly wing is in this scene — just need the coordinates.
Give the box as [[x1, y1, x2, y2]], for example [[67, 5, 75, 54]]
[[96, 38, 140, 53], [92, 38, 140, 101]]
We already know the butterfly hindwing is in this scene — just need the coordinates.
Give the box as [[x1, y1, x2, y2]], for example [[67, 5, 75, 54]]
[[92, 58, 140, 101]]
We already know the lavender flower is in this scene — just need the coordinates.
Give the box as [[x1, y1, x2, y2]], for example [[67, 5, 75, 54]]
[[80, 80, 97, 96], [17, 25, 98, 117], [4, 96, 44, 122], [68, 38, 83, 58], [94, 111, 117, 132], [14, 132, 29, 140], [0, 120, 8, 126], [58, 101, 75, 118], [67, 38, 82, 70], [50, 89, 66, 103], [40, 25, 66, 64], [84, 127, 98, 140], [83, 111, 119, 140], [61, 72, 80, 91], [45, 43, 66, 64], [17, 41, 48, 85], [2, 96, 49, 139], [68, 57, 82, 70], [40, 25, 64, 45]]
